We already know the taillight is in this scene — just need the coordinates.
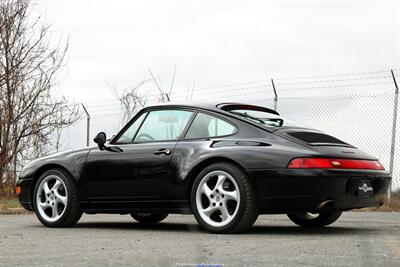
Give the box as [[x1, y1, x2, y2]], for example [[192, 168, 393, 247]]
[[287, 158, 385, 170]]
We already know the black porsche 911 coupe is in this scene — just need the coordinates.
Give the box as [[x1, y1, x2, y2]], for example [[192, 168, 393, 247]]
[[16, 103, 391, 233]]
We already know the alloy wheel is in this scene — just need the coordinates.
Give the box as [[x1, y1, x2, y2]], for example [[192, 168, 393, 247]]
[[195, 170, 240, 227], [36, 175, 68, 222]]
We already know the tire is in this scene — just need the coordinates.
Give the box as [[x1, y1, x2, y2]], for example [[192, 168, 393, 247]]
[[191, 162, 258, 234], [130, 213, 168, 223], [287, 210, 342, 227], [33, 169, 82, 227]]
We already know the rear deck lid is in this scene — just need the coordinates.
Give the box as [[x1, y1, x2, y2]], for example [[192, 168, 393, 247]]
[[274, 128, 377, 160], [283, 130, 350, 147]]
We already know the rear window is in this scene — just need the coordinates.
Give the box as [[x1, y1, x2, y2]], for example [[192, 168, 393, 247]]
[[287, 132, 348, 145], [228, 109, 303, 128]]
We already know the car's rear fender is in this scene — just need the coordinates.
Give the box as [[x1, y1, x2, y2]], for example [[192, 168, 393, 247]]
[[167, 138, 319, 200]]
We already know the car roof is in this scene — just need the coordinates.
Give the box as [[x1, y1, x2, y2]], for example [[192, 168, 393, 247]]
[[144, 102, 280, 116]]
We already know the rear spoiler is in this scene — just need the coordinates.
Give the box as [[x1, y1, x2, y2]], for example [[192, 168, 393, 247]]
[[217, 103, 280, 116]]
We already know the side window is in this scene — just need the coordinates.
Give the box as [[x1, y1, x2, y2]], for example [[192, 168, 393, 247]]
[[185, 113, 236, 139], [134, 110, 193, 142], [114, 112, 147, 144]]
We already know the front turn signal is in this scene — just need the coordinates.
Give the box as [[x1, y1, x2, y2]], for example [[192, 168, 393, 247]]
[[15, 186, 21, 195]]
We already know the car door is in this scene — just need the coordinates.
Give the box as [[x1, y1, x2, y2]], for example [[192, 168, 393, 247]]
[[85, 109, 194, 202], [165, 111, 238, 199]]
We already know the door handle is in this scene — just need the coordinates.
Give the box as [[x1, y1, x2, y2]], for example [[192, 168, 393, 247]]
[[153, 149, 171, 156]]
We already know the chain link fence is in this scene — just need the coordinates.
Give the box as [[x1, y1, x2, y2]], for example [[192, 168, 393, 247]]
[[55, 70, 400, 193]]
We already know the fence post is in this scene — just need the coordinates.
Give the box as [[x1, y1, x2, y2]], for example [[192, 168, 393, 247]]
[[190, 80, 195, 101], [271, 79, 278, 111], [81, 104, 90, 147], [389, 69, 399, 203]]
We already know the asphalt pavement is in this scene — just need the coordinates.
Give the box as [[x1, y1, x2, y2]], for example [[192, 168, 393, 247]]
[[0, 212, 399, 267]]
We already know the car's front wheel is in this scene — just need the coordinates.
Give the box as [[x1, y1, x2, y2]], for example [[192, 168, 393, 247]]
[[287, 210, 342, 227], [191, 162, 258, 234], [130, 213, 168, 223], [33, 169, 82, 227]]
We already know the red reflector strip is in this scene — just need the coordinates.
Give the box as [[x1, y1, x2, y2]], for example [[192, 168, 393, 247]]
[[287, 158, 385, 170]]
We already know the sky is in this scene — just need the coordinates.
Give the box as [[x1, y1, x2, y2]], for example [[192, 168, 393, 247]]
[[35, 0, 400, 104]]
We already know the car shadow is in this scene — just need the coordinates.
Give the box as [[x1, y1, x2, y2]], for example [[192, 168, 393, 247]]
[[73, 221, 201, 232], [249, 225, 375, 236], [68, 221, 377, 236]]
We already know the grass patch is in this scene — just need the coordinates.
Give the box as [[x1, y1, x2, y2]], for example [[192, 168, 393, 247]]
[[356, 190, 400, 212], [357, 197, 400, 212], [379, 191, 400, 211], [0, 197, 31, 215]]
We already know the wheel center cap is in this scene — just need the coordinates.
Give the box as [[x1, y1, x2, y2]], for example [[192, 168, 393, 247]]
[[216, 195, 220, 202]]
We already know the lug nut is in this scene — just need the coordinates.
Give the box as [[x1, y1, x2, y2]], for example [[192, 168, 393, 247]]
[[210, 194, 214, 198], [222, 194, 224, 198], [212, 203, 216, 206], [219, 203, 223, 206], [216, 189, 219, 193]]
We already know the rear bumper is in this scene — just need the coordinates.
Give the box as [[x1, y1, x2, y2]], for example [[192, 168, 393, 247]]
[[249, 168, 391, 213]]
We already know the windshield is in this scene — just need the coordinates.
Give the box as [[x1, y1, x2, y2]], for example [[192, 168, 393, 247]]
[[229, 109, 303, 127]]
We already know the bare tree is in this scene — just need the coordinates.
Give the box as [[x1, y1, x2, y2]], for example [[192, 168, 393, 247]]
[[112, 66, 177, 124], [148, 65, 176, 102], [111, 79, 149, 123], [0, 0, 80, 194]]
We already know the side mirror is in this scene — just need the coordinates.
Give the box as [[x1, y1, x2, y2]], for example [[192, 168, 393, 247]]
[[94, 132, 107, 150]]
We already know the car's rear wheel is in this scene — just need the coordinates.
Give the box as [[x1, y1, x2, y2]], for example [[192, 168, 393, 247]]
[[130, 213, 168, 223], [33, 169, 82, 227], [191, 162, 258, 234], [287, 210, 342, 227]]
